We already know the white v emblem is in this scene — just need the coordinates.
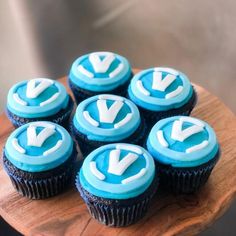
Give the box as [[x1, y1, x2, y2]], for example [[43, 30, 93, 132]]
[[97, 99, 123, 123], [89, 52, 115, 73], [26, 79, 53, 98], [152, 71, 176, 92], [171, 120, 204, 142], [27, 125, 55, 147], [108, 149, 138, 176]]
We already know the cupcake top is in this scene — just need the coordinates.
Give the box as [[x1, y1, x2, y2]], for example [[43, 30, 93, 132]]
[[79, 143, 155, 199], [147, 116, 219, 168], [7, 78, 69, 118], [73, 94, 140, 142], [128, 67, 193, 111], [4, 121, 73, 172], [69, 51, 132, 92]]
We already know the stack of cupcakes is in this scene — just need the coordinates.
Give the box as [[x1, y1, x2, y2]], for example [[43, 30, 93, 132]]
[[2, 51, 220, 227]]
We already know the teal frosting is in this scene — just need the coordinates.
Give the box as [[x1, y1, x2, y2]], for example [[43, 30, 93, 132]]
[[69, 52, 132, 92], [147, 116, 219, 167], [5, 121, 73, 172], [73, 94, 141, 142], [7, 79, 69, 118], [79, 143, 155, 199], [128, 68, 194, 111]]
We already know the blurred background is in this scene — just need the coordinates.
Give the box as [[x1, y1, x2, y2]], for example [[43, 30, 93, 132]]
[[0, 0, 235, 235]]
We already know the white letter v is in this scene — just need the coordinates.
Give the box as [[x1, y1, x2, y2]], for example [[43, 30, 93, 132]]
[[26, 79, 53, 99], [97, 100, 123, 123], [89, 52, 115, 73], [152, 71, 176, 92], [108, 149, 138, 176], [27, 126, 55, 147], [171, 120, 203, 142]]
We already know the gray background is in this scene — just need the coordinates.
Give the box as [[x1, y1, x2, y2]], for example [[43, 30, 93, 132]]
[[0, 0, 235, 235]]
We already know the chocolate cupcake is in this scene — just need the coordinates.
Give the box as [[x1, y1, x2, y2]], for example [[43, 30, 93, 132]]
[[147, 116, 220, 194], [68, 51, 132, 104], [6, 78, 74, 128], [3, 121, 76, 199], [71, 94, 146, 157], [76, 143, 158, 227], [128, 67, 197, 130]]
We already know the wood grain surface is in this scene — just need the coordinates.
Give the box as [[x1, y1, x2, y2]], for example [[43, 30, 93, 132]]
[[0, 72, 236, 236]]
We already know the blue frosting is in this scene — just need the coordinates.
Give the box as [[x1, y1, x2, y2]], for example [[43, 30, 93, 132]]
[[128, 68, 194, 111], [69, 52, 132, 92], [7, 79, 69, 118], [147, 116, 219, 167], [73, 94, 141, 142], [5, 121, 73, 172], [79, 143, 155, 199]]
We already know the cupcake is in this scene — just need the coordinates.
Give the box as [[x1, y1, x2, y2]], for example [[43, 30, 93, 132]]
[[71, 94, 146, 156], [147, 116, 220, 194], [6, 78, 74, 128], [68, 51, 132, 104], [128, 67, 197, 129], [76, 143, 158, 227], [3, 121, 76, 199]]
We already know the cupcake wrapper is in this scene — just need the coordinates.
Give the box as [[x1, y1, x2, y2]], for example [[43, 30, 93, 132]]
[[68, 74, 132, 104], [157, 151, 220, 194], [3, 148, 77, 199], [85, 196, 151, 227], [7, 170, 72, 199], [71, 119, 147, 158], [77, 174, 158, 227], [6, 96, 74, 129]]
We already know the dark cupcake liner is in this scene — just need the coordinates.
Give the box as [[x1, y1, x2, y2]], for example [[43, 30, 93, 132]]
[[7, 170, 73, 199], [6, 95, 74, 129], [76, 173, 158, 227], [3, 148, 77, 199], [156, 150, 220, 194], [70, 119, 147, 158], [128, 86, 197, 131], [68, 72, 133, 104], [85, 196, 151, 227]]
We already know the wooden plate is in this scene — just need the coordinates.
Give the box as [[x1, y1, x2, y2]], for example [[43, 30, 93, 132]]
[[0, 71, 236, 236]]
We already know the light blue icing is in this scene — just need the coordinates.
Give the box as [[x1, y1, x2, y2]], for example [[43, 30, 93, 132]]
[[73, 95, 141, 142], [147, 116, 219, 168], [128, 68, 194, 111], [79, 143, 155, 199], [7, 79, 69, 118], [69, 52, 132, 92], [5, 121, 73, 172]]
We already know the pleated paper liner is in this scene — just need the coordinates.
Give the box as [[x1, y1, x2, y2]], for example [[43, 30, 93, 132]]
[[3, 149, 77, 199], [7, 171, 73, 199], [76, 174, 159, 227], [156, 150, 220, 194]]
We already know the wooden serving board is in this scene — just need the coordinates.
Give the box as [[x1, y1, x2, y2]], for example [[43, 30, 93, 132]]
[[0, 71, 236, 236]]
